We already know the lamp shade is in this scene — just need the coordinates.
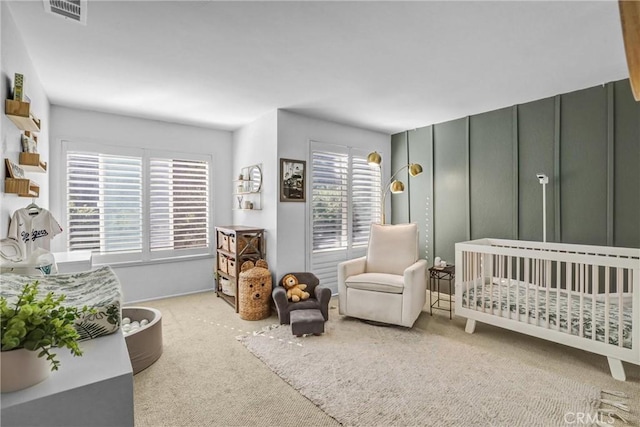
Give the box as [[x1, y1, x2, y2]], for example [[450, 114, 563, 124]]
[[389, 180, 404, 193], [408, 163, 423, 177], [367, 151, 382, 167]]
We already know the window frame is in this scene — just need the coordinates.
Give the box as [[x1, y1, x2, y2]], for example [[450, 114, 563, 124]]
[[61, 140, 214, 266], [307, 141, 382, 255]]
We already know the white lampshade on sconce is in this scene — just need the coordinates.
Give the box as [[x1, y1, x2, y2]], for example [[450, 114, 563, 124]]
[[368, 151, 423, 224]]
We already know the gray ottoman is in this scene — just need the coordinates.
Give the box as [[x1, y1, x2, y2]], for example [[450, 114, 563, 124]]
[[290, 309, 325, 336]]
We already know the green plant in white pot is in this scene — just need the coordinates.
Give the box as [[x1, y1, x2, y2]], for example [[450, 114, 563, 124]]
[[0, 281, 90, 392]]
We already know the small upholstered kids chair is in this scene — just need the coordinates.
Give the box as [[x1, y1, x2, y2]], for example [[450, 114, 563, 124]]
[[272, 272, 331, 327]]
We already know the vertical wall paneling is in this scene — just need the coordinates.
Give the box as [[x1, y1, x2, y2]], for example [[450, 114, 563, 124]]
[[465, 117, 471, 240], [433, 118, 469, 264], [518, 97, 555, 242], [613, 80, 640, 248], [560, 86, 608, 245], [391, 78, 639, 266], [390, 132, 409, 224], [469, 107, 514, 240], [554, 95, 562, 242], [407, 126, 433, 262], [512, 106, 519, 240], [430, 126, 435, 261], [607, 83, 615, 246]]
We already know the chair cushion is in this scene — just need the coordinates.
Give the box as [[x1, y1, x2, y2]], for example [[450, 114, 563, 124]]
[[366, 223, 418, 275], [345, 272, 405, 294], [288, 298, 321, 311]]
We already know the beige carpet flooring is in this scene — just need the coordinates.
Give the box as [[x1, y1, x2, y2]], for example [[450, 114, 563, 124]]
[[132, 291, 639, 427]]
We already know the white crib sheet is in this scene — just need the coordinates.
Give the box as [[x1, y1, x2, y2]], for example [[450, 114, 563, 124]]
[[461, 278, 632, 349]]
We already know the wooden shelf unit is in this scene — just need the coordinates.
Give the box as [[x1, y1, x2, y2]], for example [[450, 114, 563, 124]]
[[214, 226, 265, 312], [5, 178, 39, 197], [19, 152, 47, 173], [5, 100, 41, 132]]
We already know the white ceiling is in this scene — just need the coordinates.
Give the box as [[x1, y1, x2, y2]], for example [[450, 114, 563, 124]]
[[6, 0, 630, 135]]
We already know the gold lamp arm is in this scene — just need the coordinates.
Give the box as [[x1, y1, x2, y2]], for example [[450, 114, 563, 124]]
[[380, 164, 412, 224]]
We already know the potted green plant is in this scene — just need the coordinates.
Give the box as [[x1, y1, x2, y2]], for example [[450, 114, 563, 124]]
[[0, 281, 90, 392]]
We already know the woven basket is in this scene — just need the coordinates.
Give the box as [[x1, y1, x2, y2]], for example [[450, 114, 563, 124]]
[[238, 260, 272, 320]]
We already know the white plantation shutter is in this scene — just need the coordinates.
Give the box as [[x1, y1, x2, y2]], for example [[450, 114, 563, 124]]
[[309, 142, 381, 292], [351, 153, 382, 247], [311, 150, 348, 252], [64, 141, 212, 264], [150, 158, 209, 251], [66, 151, 143, 254]]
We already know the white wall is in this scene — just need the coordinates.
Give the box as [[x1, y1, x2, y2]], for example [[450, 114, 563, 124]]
[[230, 110, 390, 282], [231, 110, 277, 269], [1, 2, 50, 237], [49, 106, 233, 302], [275, 110, 390, 279]]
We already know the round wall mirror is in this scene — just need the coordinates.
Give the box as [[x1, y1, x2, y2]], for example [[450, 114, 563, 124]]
[[248, 164, 262, 192]]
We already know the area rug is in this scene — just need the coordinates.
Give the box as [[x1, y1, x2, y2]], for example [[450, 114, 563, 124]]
[[239, 316, 603, 427]]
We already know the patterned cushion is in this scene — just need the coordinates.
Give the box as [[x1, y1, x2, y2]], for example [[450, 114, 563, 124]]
[[1, 266, 122, 341], [462, 278, 632, 349]]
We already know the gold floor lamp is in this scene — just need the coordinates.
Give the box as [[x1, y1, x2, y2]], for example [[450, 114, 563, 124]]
[[367, 151, 423, 224]]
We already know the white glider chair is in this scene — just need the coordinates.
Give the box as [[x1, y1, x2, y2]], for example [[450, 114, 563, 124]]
[[337, 223, 428, 327]]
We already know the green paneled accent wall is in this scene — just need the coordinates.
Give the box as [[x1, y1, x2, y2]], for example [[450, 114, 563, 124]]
[[518, 97, 555, 242], [469, 107, 515, 240], [407, 127, 433, 262], [391, 79, 640, 284], [614, 80, 640, 248], [390, 132, 409, 224], [560, 86, 608, 245], [432, 119, 469, 265]]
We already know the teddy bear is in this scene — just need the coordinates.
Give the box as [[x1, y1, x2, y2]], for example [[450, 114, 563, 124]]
[[281, 273, 310, 302]]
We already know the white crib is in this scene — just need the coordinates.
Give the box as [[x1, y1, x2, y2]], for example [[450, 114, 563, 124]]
[[455, 238, 639, 381]]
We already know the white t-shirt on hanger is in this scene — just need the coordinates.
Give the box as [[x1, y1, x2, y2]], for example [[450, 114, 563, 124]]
[[8, 208, 63, 257]]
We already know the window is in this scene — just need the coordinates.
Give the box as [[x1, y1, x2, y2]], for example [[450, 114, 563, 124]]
[[149, 158, 209, 252], [64, 141, 212, 264], [350, 154, 382, 246], [311, 150, 348, 251], [309, 142, 381, 292], [67, 152, 142, 254]]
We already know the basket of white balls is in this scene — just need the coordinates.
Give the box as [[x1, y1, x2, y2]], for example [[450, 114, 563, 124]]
[[121, 307, 163, 374]]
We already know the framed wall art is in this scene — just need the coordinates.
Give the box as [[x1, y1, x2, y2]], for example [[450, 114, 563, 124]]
[[280, 158, 306, 202]]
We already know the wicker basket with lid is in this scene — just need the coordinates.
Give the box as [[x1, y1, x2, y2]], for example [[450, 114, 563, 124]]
[[238, 259, 273, 320]]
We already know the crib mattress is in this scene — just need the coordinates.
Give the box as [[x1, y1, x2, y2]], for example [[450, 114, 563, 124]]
[[461, 278, 633, 349], [1, 266, 122, 341]]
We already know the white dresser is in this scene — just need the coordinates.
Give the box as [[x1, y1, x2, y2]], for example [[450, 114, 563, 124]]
[[53, 250, 92, 273]]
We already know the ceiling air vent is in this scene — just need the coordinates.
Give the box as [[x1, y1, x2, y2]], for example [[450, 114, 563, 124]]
[[43, 0, 87, 25]]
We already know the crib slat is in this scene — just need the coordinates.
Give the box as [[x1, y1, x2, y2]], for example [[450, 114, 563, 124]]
[[498, 255, 502, 317], [530, 258, 540, 326], [591, 264, 597, 341], [545, 259, 550, 329], [525, 258, 530, 324], [516, 256, 521, 321], [605, 266, 610, 346], [555, 261, 561, 331], [579, 263, 584, 339], [476, 254, 484, 313], [467, 251, 472, 310], [470, 252, 475, 310], [618, 268, 623, 348], [567, 262, 572, 335], [489, 255, 495, 315], [507, 255, 512, 321], [472, 252, 476, 310]]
